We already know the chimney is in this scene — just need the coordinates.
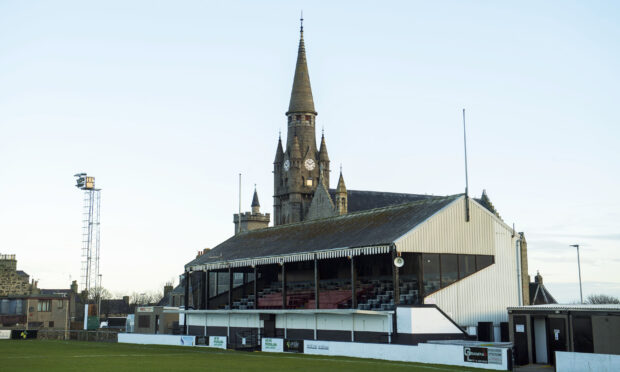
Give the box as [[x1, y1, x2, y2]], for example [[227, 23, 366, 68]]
[[70, 280, 78, 293], [164, 284, 173, 298], [535, 271, 543, 284]]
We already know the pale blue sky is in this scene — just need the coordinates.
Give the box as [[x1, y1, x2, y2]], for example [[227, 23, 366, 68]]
[[1, 1, 618, 302]]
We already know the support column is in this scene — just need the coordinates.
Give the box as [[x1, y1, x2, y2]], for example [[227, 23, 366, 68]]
[[205, 270, 210, 310], [183, 272, 190, 335], [281, 263, 287, 309], [314, 255, 319, 309], [253, 266, 258, 310], [184, 271, 190, 309], [392, 249, 400, 305], [200, 271, 207, 310], [351, 256, 357, 309], [391, 248, 399, 339], [228, 267, 233, 309]]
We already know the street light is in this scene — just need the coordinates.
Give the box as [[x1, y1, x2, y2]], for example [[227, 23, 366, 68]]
[[570, 244, 583, 304]]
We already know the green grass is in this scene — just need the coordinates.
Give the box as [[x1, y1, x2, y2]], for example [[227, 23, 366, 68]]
[[0, 340, 485, 372]]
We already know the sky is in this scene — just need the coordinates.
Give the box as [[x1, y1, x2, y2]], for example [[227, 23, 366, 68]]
[[1, 1, 619, 302]]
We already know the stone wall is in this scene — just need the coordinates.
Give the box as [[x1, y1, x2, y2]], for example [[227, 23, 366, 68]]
[[0, 256, 32, 296]]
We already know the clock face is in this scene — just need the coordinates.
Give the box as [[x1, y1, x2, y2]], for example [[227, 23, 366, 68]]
[[304, 158, 316, 171], [283, 160, 290, 171]]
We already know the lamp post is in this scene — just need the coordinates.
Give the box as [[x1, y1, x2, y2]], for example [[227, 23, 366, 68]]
[[570, 244, 583, 304], [98, 274, 102, 321]]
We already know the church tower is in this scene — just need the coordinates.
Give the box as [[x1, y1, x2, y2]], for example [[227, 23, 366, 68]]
[[274, 19, 330, 225]]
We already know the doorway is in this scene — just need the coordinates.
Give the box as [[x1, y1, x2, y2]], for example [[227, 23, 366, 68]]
[[533, 318, 548, 364], [547, 317, 567, 365]]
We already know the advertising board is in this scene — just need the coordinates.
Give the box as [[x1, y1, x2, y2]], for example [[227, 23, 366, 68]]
[[261, 338, 284, 352], [209, 336, 227, 349], [463, 346, 503, 365]]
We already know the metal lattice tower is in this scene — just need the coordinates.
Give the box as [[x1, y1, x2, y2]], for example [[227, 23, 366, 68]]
[[74, 173, 101, 302]]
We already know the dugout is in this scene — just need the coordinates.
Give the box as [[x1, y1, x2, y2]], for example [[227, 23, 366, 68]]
[[508, 304, 620, 366]]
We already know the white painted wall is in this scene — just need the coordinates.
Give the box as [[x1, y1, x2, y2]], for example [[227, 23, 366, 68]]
[[184, 311, 390, 334], [556, 351, 620, 372], [396, 198, 520, 326], [304, 340, 509, 371], [397, 307, 462, 334], [118, 333, 195, 346]]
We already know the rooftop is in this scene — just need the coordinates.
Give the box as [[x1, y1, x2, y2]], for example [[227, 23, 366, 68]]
[[187, 194, 461, 270]]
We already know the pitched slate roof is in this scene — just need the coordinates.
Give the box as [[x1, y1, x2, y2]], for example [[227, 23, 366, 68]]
[[187, 194, 460, 269], [328, 189, 436, 213], [529, 282, 558, 305]]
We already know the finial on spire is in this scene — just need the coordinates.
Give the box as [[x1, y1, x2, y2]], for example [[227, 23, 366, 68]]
[[300, 10, 304, 33], [278, 129, 281, 139], [340, 163, 343, 173], [321, 126, 324, 137]]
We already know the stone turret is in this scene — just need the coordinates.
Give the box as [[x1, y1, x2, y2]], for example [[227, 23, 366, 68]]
[[234, 188, 270, 234], [251, 188, 260, 214], [318, 133, 330, 187], [335, 169, 348, 215]]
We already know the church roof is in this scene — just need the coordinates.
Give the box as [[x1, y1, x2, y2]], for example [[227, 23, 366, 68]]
[[287, 26, 316, 114], [329, 189, 436, 213], [186, 195, 460, 270]]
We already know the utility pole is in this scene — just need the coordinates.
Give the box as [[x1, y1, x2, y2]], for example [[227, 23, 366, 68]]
[[570, 244, 583, 304]]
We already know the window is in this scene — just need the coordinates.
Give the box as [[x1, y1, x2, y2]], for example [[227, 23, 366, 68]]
[[57, 300, 64, 309], [288, 116, 292, 123], [422, 253, 440, 295], [37, 300, 51, 312], [440, 254, 458, 287], [476, 255, 494, 270], [458, 255, 476, 278], [48, 321, 54, 328], [295, 115, 301, 120], [306, 178, 313, 186], [305, 115, 311, 121], [138, 315, 150, 328]]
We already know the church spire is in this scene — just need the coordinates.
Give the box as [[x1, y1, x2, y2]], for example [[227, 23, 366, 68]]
[[274, 134, 284, 163], [251, 186, 260, 214], [287, 15, 316, 115], [319, 132, 329, 161], [335, 167, 347, 215]]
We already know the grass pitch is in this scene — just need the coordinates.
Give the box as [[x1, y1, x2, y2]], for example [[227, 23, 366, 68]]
[[0, 340, 484, 371]]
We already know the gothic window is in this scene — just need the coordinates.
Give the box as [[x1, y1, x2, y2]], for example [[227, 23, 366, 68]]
[[296, 115, 301, 120], [305, 115, 311, 121], [288, 116, 292, 123], [302, 176, 305, 185]]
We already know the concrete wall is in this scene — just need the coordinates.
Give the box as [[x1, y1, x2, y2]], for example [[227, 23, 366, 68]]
[[118, 333, 195, 346], [396, 198, 520, 326], [556, 351, 620, 372], [303, 339, 510, 370]]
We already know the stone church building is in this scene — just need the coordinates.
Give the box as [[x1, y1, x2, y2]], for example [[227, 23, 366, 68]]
[[234, 23, 481, 231]]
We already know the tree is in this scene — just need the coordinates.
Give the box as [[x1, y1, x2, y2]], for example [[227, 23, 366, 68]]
[[130, 290, 163, 306], [586, 294, 620, 304]]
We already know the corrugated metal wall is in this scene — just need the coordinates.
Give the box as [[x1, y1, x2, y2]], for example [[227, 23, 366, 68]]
[[395, 197, 520, 326]]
